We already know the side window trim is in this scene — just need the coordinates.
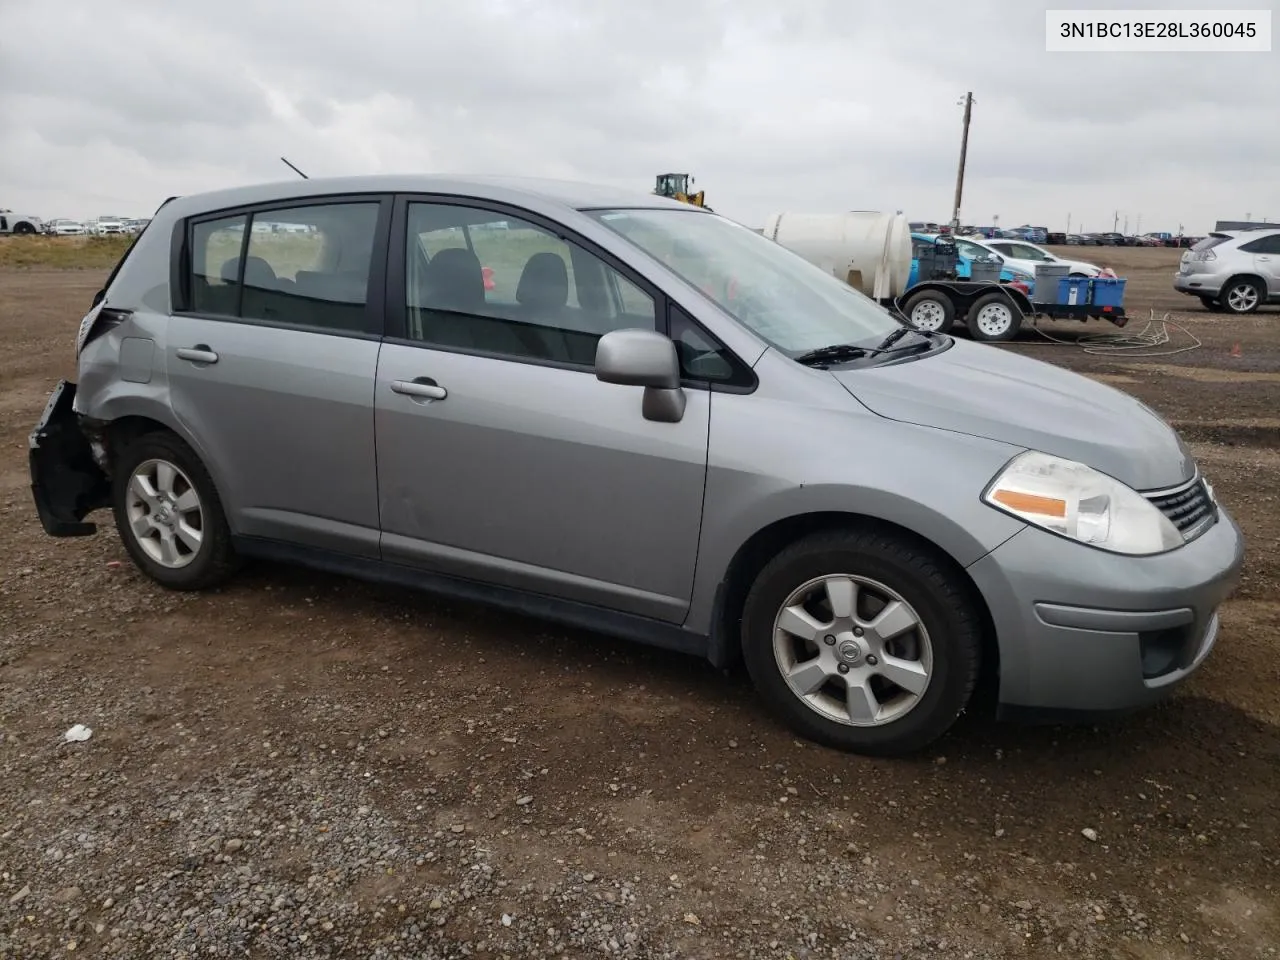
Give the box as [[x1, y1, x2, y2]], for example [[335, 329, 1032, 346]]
[[665, 302, 758, 394], [172, 192, 393, 340], [384, 192, 666, 369]]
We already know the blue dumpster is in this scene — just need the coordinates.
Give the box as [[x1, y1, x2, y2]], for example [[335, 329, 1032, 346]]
[[1057, 275, 1091, 306], [1090, 277, 1126, 308]]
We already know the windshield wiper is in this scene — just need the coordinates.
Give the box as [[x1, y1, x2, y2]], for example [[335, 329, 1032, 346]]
[[793, 343, 874, 366], [875, 325, 922, 351]]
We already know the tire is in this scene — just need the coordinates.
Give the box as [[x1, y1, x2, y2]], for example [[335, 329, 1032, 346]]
[[901, 290, 955, 334], [966, 293, 1022, 342], [1198, 295, 1226, 313], [111, 431, 239, 590], [1221, 277, 1263, 315], [740, 527, 982, 756], [14, 222, 36, 236]]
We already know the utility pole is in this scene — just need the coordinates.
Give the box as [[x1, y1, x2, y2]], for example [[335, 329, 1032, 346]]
[[950, 92, 974, 233], [1066, 213, 1072, 233], [1123, 215, 1129, 233], [1113, 210, 1119, 231]]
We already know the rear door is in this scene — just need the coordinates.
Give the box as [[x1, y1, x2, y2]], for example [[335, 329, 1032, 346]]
[[1242, 232, 1280, 294], [166, 195, 391, 558]]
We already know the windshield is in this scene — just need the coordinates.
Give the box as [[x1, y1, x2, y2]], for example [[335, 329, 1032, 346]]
[[586, 208, 902, 354]]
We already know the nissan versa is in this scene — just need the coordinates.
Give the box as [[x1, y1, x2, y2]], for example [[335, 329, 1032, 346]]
[[28, 175, 1245, 756]]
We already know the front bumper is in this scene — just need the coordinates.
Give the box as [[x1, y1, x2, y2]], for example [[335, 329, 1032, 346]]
[[29, 379, 110, 536], [967, 504, 1245, 718]]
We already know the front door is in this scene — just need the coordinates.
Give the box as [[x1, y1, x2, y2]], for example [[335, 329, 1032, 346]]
[[373, 198, 709, 623], [166, 198, 389, 557]]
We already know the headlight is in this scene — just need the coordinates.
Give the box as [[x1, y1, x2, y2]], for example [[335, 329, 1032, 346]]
[[983, 451, 1183, 555], [1009, 270, 1033, 283]]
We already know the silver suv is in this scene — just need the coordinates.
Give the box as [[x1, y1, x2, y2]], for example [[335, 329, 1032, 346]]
[[29, 175, 1244, 756], [1174, 228, 1280, 313]]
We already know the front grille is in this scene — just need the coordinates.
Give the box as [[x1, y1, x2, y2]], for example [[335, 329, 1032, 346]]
[[1145, 477, 1216, 541]]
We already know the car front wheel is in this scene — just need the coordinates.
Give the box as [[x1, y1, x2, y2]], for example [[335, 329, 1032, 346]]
[[740, 527, 982, 756], [111, 431, 239, 590]]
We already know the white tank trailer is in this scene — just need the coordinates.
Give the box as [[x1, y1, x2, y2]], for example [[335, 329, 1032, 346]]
[[761, 211, 913, 300]]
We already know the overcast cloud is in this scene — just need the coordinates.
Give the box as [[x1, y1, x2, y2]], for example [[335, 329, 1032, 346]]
[[2, 0, 1276, 232]]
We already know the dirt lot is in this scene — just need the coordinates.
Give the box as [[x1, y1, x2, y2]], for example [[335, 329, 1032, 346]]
[[1, 243, 1277, 959]]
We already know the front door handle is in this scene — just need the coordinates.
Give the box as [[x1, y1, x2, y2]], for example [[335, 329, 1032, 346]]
[[391, 378, 447, 401], [176, 345, 219, 364]]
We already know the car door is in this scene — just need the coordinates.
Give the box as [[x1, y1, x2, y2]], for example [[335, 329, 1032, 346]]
[[1244, 233, 1280, 293], [166, 195, 391, 558], [373, 196, 710, 624]]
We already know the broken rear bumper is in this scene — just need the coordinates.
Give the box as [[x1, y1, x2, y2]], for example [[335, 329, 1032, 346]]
[[29, 379, 110, 536]]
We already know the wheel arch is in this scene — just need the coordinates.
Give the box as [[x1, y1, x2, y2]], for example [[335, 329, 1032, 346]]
[[709, 510, 1000, 698], [90, 403, 234, 522], [1222, 272, 1269, 298]]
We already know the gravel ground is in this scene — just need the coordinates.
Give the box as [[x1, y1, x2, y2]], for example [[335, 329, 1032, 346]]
[[1, 249, 1278, 959]]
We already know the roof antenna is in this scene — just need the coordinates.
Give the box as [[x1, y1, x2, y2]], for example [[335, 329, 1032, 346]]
[[280, 156, 309, 179]]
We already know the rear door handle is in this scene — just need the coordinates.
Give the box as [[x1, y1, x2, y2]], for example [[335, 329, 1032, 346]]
[[176, 345, 219, 364], [391, 378, 447, 401]]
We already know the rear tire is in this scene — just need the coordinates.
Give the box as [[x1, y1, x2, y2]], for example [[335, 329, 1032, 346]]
[[966, 293, 1022, 342], [1221, 278, 1263, 315], [14, 222, 36, 236], [1198, 295, 1225, 313], [740, 527, 982, 756], [902, 290, 955, 334], [111, 431, 239, 590]]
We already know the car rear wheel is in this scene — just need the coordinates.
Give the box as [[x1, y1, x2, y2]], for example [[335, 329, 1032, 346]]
[[1198, 295, 1226, 313], [111, 431, 239, 590], [740, 527, 982, 756], [1222, 278, 1263, 314], [901, 290, 955, 334], [966, 293, 1022, 342]]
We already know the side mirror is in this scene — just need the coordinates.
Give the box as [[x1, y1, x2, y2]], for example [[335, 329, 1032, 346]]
[[595, 329, 686, 423]]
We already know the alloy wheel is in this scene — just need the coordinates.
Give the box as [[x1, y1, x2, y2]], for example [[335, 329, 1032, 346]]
[[771, 574, 933, 727], [124, 458, 205, 568]]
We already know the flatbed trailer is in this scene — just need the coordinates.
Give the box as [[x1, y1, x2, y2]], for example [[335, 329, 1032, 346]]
[[1030, 301, 1129, 326], [887, 279, 1035, 342]]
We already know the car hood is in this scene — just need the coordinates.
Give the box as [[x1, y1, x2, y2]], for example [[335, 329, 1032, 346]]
[[832, 338, 1195, 491]]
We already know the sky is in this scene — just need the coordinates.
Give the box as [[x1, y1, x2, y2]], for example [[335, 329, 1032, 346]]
[[1, 0, 1276, 234]]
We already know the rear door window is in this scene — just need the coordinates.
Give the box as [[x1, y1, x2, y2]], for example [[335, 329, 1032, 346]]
[[186, 201, 383, 335]]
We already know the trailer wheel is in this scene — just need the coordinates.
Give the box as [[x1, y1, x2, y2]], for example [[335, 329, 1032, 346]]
[[902, 290, 955, 334], [966, 293, 1022, 342]]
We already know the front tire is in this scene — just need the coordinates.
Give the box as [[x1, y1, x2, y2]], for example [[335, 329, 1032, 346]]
[[740, 527, 982, 756], [111, 431, 239, 590], [1198, 295, 1225, 313], [902, 290, 955, 334]]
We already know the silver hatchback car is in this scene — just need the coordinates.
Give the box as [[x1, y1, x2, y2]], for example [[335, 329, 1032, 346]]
[[30, 175, 1244, 756]]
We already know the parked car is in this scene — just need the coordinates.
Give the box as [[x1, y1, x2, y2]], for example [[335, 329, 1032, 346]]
[[1174, 229, 1280, 314], [978, 238, 1102, 278], [1064, 234, 1088, 245], [0, 208, 43, 235], [92, 217, 126, 235], [45, 218, 87, 236], [28, 174, 1244, 756], [1045, 232, 1066, 245]]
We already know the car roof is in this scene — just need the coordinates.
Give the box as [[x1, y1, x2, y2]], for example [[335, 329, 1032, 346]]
[[152, 173, 697, 220]]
